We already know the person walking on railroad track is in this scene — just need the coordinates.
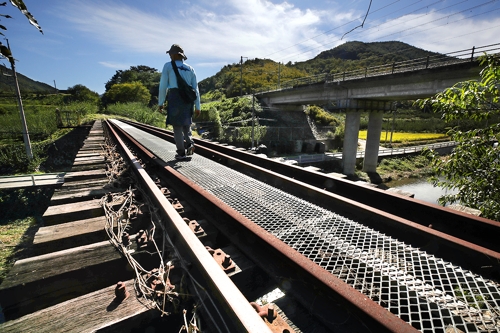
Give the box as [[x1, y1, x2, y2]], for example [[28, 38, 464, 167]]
[[158, 44, 201, 160]]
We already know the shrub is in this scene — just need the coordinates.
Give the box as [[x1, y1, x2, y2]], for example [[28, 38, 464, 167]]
[[305, 105, 340, 126], [103, 82, 151, 106]]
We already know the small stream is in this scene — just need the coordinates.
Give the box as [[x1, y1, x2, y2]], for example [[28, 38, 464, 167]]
[[385, 177, 457, 204]]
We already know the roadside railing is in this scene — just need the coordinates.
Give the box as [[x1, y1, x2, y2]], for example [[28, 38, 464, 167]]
[[284, 141, 457, 164], [256, 43, 500, 94], [354, 141, 457, 158]]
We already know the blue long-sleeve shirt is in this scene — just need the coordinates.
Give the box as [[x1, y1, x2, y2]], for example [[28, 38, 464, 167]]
[[158, 60, 201, 110]]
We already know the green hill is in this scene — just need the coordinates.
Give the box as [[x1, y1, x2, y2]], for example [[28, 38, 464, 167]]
[[0, 65, 55, 95], [199, 41, 443, 97], [199, 58, 308, 97], [293, 40, 443, 75]]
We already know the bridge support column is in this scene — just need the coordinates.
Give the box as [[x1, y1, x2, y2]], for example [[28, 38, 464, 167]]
[[363, 111, 384, 173], [342, 111, 361, 175]]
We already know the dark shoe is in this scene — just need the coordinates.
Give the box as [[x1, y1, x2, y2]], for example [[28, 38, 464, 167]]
[[187, 145, 195, 156], [175, 154, 188, 160]]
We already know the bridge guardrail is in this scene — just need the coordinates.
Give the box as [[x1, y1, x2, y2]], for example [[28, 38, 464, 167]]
[[256, 43, 500, 94]]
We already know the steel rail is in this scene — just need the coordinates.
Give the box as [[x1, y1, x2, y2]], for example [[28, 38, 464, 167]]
[[108, 119, 418, 332], [123, 120, 500, 257], [111, 120, 500, 332], [104, 120, 273, 333]]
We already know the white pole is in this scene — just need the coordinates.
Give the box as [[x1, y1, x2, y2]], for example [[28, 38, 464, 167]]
[[7, 40, 33, 160]]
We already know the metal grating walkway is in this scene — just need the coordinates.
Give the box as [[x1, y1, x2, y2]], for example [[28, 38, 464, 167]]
[[112, 120, 500, 333]]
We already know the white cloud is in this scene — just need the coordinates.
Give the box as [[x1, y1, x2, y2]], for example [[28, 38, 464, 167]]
[[60, 0, 499, 70], [99, 61, 132, 69], [59, 0, 344, 64]]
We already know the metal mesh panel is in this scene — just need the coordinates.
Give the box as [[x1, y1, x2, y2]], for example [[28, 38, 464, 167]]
[[112, 120, 500, 332]]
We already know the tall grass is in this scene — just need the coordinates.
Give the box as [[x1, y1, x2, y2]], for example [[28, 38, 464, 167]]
[[0, 101, 98, 142], [0, 99, 99, 174], [104, 102, 165, 128]]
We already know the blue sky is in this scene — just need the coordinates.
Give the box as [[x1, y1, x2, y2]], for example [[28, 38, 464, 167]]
[[2, 0, 499, 94]]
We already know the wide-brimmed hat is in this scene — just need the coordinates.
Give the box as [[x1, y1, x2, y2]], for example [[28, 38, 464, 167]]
[[167, 44, 187, 60]]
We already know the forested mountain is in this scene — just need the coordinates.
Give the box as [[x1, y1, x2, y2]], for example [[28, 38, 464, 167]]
[[0, 65, 55, 95], [293, 40, 443, 75], [199, 41, 443, 97]]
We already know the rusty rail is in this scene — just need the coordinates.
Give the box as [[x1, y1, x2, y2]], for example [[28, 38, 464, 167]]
[[109, 119, 500, 332], [106, 120, 273, 333]]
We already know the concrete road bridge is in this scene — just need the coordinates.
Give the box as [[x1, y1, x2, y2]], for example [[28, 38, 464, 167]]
[[255, 43, 500, 175]]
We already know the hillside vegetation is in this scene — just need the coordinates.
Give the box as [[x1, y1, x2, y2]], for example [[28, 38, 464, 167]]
[[199, 41, 442, 98], [295, 40, 441, 75]]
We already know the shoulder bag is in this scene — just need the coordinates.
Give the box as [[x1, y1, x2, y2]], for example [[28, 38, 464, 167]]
[[171, 61, 197, 104]]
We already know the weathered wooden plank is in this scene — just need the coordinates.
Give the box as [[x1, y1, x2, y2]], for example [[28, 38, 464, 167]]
[[0, 240, 121, 289], [84, 137, 106, 143], [70, 163, 107, 172], [33, 210, 151, 256], [73, 156, 105, 166], [0, 241, 136, 319], [76, 152, 102, 158], [43, 199, 104, 225], [55, 178, 111, 191], [80, 144, 104, 151], [64, 169, 107, 182], [49, 187, 123, 206], [0, 279, 155, 333], [72, 156, 105, 164], [33, 216, 108, 255]]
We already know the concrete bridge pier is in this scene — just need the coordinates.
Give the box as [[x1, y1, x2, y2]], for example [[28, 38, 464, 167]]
[[342, 111, 361, 175], [363, 111, 384, 173]]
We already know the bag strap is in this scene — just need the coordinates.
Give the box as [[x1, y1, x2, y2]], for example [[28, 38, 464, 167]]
[[171, 61, 188, 88]]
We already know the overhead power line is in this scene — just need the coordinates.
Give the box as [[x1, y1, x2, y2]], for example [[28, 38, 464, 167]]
[[341, 0, 373, 39], [273, 0, 499, 66], [266, 0, 430, 62], [263, 0, 402, 59]]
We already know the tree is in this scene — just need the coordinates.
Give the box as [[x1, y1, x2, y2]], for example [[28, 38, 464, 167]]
[[417, 54, 500, 221], [102, 81, 151, 105], [105, 65, 160, 105], [65, 84, 99, 103]]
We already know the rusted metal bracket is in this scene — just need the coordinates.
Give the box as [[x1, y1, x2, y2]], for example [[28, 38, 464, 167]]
[[114, 281, 130, 303], [168, 197, 184, 213], [183, 217, 205, 237], [205, 246, 236, 273], [250, 302, 296, 333], [136, 229, 152, 249]]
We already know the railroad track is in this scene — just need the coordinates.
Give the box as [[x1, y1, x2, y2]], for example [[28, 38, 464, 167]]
[[1, 120, 499, 333]]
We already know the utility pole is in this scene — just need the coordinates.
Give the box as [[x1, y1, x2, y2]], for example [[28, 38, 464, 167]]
[[5, 40, 33, 160], [240, 56, 248, 97], [278, 62, 281, 89], [251, 93, 255, 149]]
